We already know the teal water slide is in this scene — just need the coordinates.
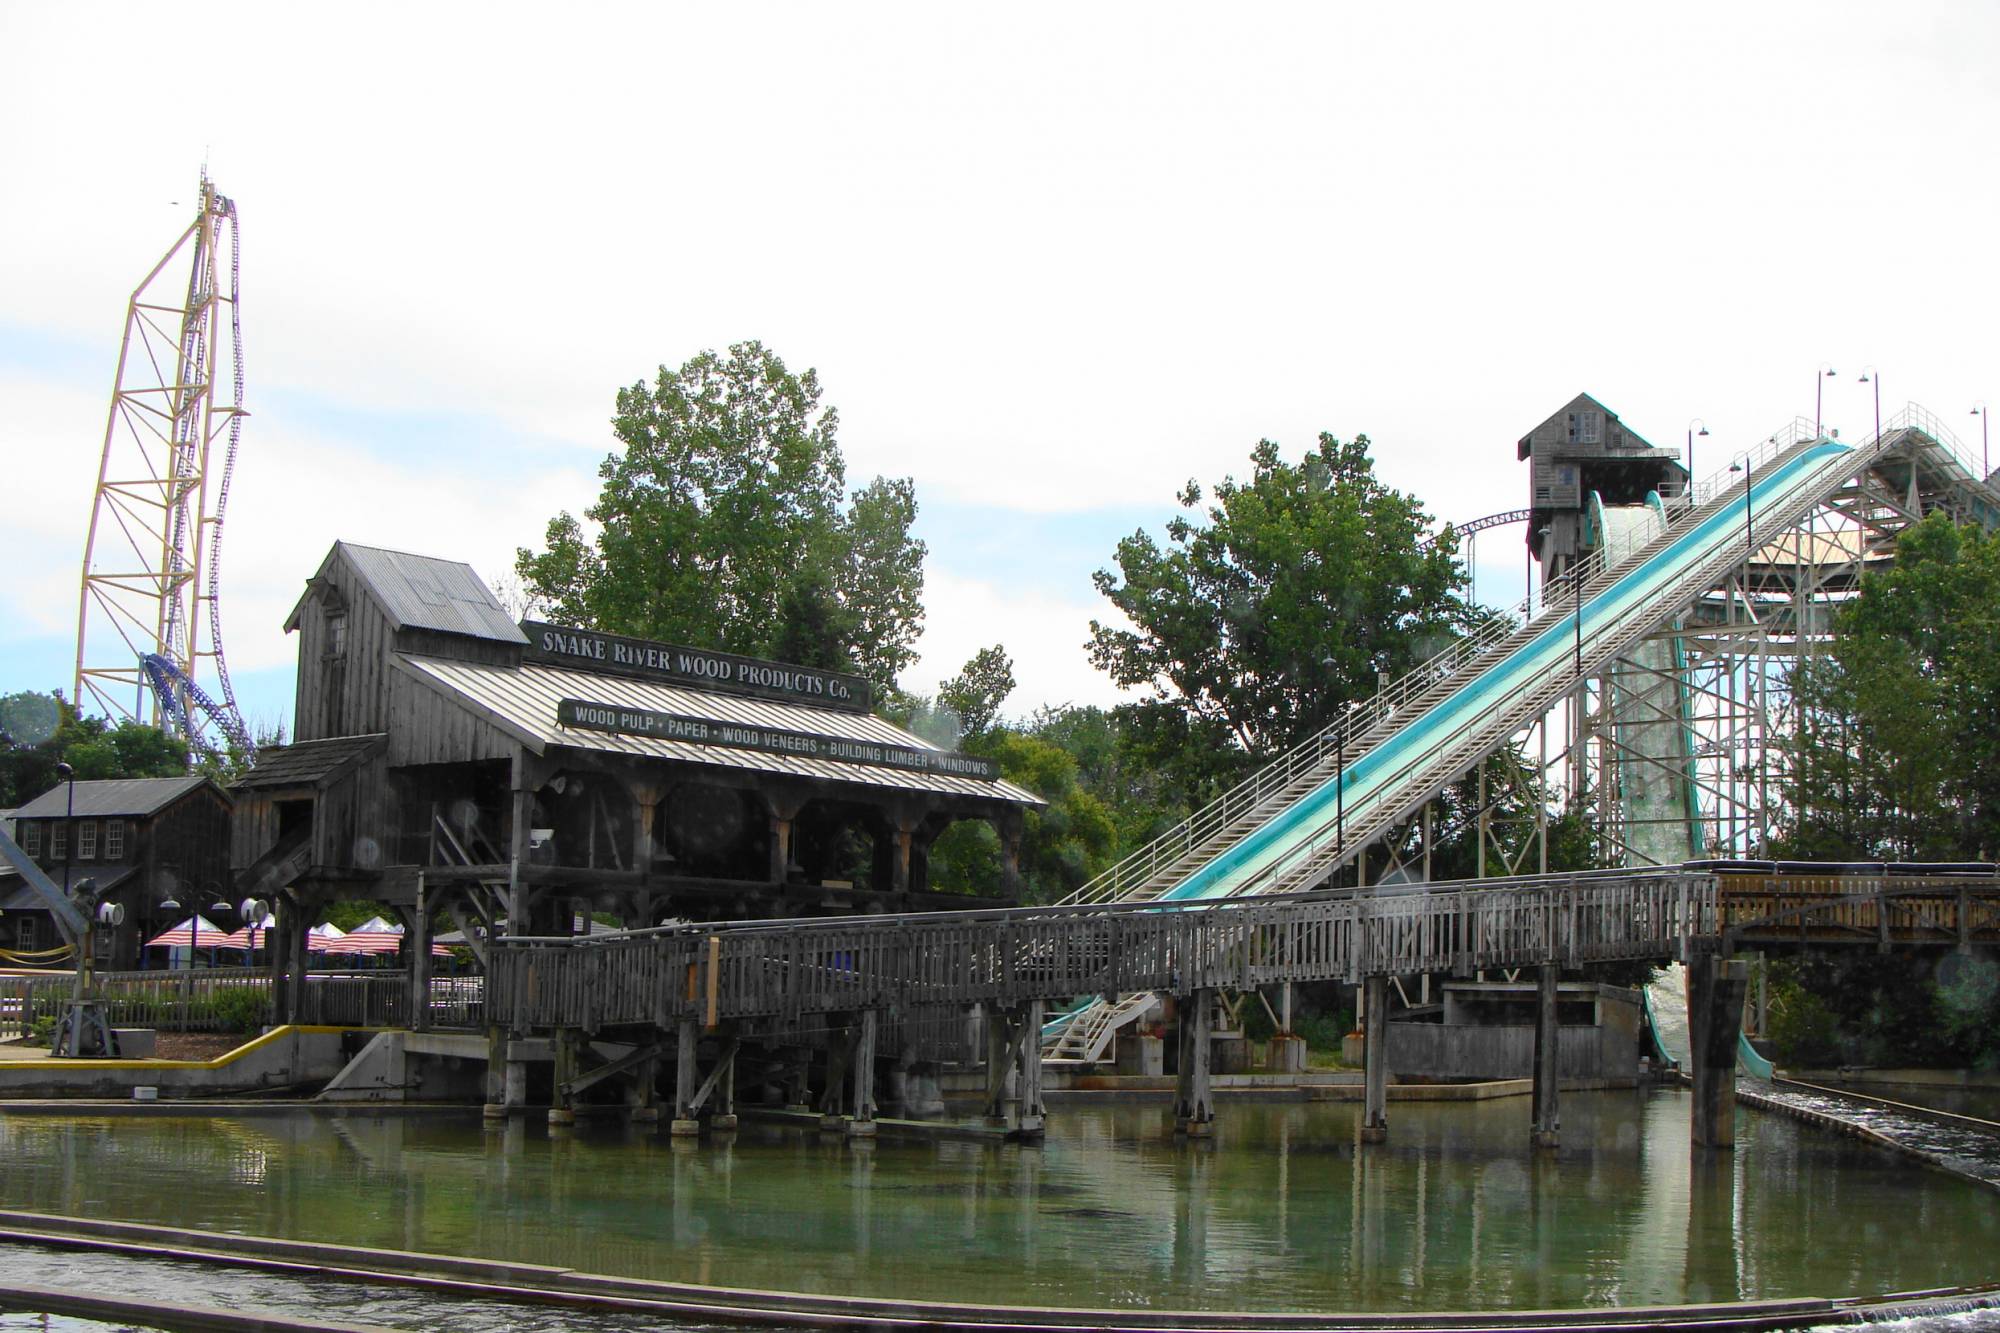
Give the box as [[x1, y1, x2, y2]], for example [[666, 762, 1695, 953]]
[[1149, 439, 1856, 905]]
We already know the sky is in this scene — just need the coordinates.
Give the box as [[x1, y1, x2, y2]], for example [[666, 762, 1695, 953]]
[[2, 2, 1996, 744]]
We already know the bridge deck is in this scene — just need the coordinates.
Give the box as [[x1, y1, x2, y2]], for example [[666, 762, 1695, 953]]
[[486, 868, 2000, 1039]]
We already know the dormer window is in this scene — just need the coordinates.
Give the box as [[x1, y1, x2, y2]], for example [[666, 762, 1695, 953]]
[[326, 610, 348, 659]]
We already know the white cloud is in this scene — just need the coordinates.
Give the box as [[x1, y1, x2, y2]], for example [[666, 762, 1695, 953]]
[[905, 570, 1132, 721], [4, 1, 1998, 725]]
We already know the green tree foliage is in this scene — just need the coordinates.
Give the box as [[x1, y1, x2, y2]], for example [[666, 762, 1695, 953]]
[[516, 342, 927, 691], [937, 645, 1016, 738], [1766, 951, 2000, 1070], [1088, 433, 1470, 798], [0, 692, 188, 808], [1784, 514, 2000, 860], [928, 728, 1117, 904]]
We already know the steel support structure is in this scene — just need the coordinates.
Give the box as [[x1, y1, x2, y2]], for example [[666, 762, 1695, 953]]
[[75, 173, 249, 755]]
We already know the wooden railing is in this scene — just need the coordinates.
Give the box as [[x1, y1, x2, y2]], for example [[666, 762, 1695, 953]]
[[0, 970, 488, 1042], [1718, 873, 2000, 949], [486, 870, 1717, 1035]]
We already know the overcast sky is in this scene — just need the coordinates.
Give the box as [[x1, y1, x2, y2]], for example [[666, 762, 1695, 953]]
[[3, 2, 1995, 742]]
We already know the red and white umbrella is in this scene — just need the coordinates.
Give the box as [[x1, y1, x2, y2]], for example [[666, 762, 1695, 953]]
[[143, 916, 228, 950], [318, 926, 452, 958]]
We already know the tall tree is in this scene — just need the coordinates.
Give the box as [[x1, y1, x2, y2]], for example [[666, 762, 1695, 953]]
[[1088, 433, 1470, 794], [517, 342, 927, 691], [937, 645, 1016, 738], [1785, 513, 2000, 860]]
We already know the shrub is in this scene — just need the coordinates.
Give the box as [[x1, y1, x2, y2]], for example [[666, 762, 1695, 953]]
[[211, 985, 270, 1035]]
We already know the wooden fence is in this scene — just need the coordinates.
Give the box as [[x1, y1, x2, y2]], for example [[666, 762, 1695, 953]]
[[487, 871, 1716, 1036], [1384, 1023, 1623, 1082], [0, 970, 486, 1042]]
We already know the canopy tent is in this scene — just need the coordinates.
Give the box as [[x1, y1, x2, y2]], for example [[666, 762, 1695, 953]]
[[213, 912, 277, 951], [143, 917, 228, 950], [320, 924, 451, 958]]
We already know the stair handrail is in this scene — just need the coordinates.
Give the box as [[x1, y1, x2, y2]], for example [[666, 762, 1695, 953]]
[[1063, 418, 1825, 906], [1253, 424, 1923, 894]]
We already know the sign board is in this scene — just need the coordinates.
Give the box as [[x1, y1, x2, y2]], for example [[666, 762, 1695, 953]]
[[522, 621, 871, 713], [556, 699, 1001, 781]]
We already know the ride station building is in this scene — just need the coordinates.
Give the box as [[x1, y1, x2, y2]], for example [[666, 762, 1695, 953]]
[[233, 541, 1039, 1014]]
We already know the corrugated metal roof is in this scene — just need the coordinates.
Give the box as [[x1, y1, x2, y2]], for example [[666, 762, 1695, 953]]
[[232, 734, 386, 790], [13, 776, 216, 820], [398, 656, 1043, 806], [339, 543, 529, 644]]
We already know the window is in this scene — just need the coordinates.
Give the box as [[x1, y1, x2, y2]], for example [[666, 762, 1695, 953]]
[[104, 820, 126, 861], [326, 610, 348, 659], [20, 822, 39, 857], [78, 821, 97, 860], [16, 918, 38, 952], [49, 824, 65, 861]]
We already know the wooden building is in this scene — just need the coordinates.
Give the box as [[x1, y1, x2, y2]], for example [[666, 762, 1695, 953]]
[[235, 541, 1040, 1012], [5, 776, 233, 970], [1518, 392, 1688, 577]]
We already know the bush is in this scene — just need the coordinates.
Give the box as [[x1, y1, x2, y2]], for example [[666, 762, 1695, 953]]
[[211, 986, 270, 1035], [29, 1015, 55, 1047], [1767, 978, 1843, 1068]]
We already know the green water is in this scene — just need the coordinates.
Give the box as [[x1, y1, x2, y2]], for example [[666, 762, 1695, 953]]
[[2, 1091, 1996, 1314]]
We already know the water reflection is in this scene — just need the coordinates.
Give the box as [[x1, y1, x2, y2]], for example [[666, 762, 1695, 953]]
[[1, 1091, 1996, 1314]]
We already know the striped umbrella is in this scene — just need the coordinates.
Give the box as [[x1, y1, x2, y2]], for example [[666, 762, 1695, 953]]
[[144, 917, 228, 950], [319, 927, 452, 958], [214, 913, 278, 951]]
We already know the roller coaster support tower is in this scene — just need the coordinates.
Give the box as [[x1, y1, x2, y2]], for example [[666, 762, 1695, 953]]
[[74, 173, 251, 760]]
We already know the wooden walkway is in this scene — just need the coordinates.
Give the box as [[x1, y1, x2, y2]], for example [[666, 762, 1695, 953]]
[[488, 870, 1716, 1036], [486, 866, 2000, 1038]]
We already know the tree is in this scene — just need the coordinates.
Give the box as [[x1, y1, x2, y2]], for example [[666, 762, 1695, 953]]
[[1089, 433, 1471, 796], [1783, 513, 2000, 860], [927, 728, 1117, 904], [516, 341, 928, 691], [937, 645, 1016, 738], [0, 691, 189, 808]]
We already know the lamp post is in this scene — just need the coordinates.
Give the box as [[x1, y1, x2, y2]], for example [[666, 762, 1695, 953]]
[[1815, 364, 1837, 439], [55, 762, 75, 900], [1686, 419, 1708, 507], [1729, 454, 1755, 556], [1858, 368, 1881, 441], [1974, 403, 1989, 480]]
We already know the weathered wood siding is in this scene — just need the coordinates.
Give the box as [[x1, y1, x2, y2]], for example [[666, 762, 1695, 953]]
[[1385, 1022, 1635, 1081], [383, 666, 516, 768]]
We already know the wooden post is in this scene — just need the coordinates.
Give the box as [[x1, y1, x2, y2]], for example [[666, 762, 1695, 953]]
[[712, 1042, 738, 1131], [1014, 998, 1046, 1137], [983, 1005, 1013, 1126], [672, 1014, 701, 1137], [1174, 989, 1214, 1137], [849, 1008, 879, 1137], [630, 782, 665, 873], [1531, 963, 1561, 1149], [822, 1018, 853, 1130], [548, 1028, 577, 1126], [506, 784, 533, 936], [1689, 953, 1750, 1149], [1360, 975, 1389, 1144], [631, 1048, 661, 1124], [997, 813, 1024, 900], [404, 886, 432, 1033], [482, 1023, 508, 1119]]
